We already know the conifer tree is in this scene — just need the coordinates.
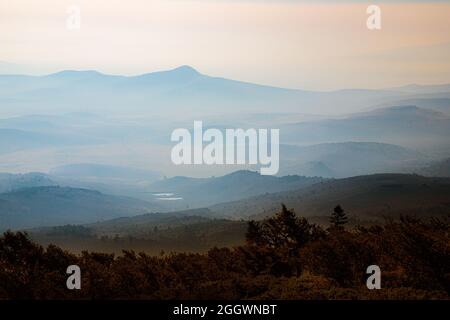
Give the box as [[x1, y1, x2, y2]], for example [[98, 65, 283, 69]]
[[329, 205, 348, 229]]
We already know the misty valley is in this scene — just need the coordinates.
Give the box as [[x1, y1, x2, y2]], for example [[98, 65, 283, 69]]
[[0, 67, 449, 300], [0, 67, 449, 247]]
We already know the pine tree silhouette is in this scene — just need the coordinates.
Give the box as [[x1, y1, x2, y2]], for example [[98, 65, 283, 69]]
[[329, 205, 348, 229]]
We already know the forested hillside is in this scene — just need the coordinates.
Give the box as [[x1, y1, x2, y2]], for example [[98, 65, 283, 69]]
[[1, 205, 448, 300]]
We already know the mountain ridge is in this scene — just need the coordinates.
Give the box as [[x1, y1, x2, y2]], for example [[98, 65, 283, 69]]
[[208, 173, 450, 220], [0, 185, 165, 230], [2, 66, 449, 93], [1, 66, 449, 117]]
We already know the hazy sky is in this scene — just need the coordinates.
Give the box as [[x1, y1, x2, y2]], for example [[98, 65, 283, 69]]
[[0, 0, 449, 90]]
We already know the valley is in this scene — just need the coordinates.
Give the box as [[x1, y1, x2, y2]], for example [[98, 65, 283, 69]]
[[15, 172, 450, 255], [0, 67, 449, 256]]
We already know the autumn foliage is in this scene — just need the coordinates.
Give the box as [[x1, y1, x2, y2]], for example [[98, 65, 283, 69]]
[[0, 206, 449, 300]]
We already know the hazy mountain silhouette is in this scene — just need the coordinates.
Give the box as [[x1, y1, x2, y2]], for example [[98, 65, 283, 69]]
[[282, 105, 450, 148], [0, 172, 56, 193], [34, 173, 450, 249], [284, 161, 335, 178], [378, 98, 450, 114], [280, 141, 424, 177], [148, 170, 322, 207], [0, 186, 165, 230], [1, 67, 449, 116]]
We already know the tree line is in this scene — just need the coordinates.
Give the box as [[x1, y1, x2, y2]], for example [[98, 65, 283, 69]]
[[0, 205, 449, 299]]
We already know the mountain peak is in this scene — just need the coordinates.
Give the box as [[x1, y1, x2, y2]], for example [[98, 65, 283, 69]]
[[170, 65, 200, 75], [132, 65, 202, 82], [47, 70, 104, 78]]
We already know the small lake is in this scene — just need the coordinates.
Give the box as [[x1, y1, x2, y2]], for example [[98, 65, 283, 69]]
[[151, 192, 183, 201]]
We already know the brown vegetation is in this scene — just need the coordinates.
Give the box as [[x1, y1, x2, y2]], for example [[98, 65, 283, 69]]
[[0, 205, 449, 300]]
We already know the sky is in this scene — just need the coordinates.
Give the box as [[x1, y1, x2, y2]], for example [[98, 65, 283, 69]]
[[0, 0, 449, 90]]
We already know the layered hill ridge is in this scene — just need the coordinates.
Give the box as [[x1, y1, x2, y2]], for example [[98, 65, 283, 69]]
[[1, 67, 449, 117], [148, 170, 322, 207], [208, 173, 450, 220], [0, 186, 165, 230]]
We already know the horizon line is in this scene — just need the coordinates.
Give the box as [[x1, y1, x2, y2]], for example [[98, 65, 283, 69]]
[[1, 65, 450, 93]]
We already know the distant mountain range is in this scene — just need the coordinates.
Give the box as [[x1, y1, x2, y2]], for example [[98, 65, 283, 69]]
[[0, 67, 449, 179], [0, 170, 321, 229], [0, 67, 449, 233], [281, 105, 450, 149], [0, 172, 56, 193], [3, 171, 450, 231], [280, 141, 424, 178], [378, 98, 450, 115], [148, 170, 322, 207], [25, 172, 450, 254], [3, 157, 450, 231], [1, 66, 449, 117]]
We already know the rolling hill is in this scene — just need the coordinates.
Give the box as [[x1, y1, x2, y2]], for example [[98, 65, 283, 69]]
[[148, 170, 323, 207], [22, 174, 450, 254], [0, 172, 56, 193], [0, 186, 166, 230], [28, 208, 247, 254], [378, 97, 450, 114], [208, 174, 450, 221], [86, 208, 214, 236], [281, 105, 450, 149], [279, 141, 425, 177], [23, 173, 450, 254]]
